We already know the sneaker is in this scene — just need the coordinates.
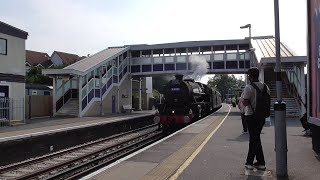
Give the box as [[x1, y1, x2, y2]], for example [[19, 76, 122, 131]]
[[304, 130, 312, 136], [243, 130, 248, 134], [245, 163, 254, 170], [253, 162, 266, 170]]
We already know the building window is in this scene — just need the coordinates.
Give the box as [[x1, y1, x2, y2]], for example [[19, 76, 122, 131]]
[[0, 38, 7, 55]]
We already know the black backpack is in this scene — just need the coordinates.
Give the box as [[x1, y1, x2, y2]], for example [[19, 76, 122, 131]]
[[250, 83, 271, 119]]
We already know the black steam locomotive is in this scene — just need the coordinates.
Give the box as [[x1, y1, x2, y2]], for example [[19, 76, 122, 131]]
[[154, 74, 222, 128]]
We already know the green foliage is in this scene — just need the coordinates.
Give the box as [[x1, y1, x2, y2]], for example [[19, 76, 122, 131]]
[[152, 75, 173, 93], [153, 89, 160, 99], [50, 64, 68, 69], [26, 67, 52, 85], [207, 74, 245, 100]]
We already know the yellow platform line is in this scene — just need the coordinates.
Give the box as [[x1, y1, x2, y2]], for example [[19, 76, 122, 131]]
[[141, 104, 231, 180]]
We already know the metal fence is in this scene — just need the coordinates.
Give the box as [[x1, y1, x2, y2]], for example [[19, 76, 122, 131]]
[[0, 97, 25, 127]]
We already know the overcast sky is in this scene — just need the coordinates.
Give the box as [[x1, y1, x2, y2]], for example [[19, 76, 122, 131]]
[[2, 0, 307, 55], [1, 0, 307, 83]]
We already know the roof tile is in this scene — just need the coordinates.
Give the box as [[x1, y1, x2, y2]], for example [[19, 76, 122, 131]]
[[54, 51, 85, 65], [26, 50, 51, 66]]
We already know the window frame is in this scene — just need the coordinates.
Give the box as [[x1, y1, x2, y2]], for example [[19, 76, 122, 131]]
[[0, 38, 7, 55]]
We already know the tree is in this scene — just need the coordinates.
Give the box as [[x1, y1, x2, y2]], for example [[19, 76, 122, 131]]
[[207, 74, 244, 101], [152, 75, 173, 93], [26, 67, 52, 85], [235, 76, 246, 88]]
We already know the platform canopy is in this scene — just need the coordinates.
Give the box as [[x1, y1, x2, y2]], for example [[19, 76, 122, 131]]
[[251, 36, 306, 66]]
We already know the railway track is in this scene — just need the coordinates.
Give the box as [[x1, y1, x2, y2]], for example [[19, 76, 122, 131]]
[[0, 124, 163, 180]]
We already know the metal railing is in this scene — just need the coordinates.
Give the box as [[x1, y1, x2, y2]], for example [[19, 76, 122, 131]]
[[56, 89, 78, 112], [281, 72, 303, 108], [0, 97, 25, 127]]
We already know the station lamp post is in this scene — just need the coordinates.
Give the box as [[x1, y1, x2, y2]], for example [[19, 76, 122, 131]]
[[274, 0, 287, 177], [240, 24, 252, 40], [240, 24, 252, 84]]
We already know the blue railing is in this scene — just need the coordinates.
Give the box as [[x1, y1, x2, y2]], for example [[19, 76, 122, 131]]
[[80, 57, 129, 111]]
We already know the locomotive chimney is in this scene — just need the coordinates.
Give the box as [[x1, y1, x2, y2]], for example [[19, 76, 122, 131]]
[[175, 74, 183, 80]]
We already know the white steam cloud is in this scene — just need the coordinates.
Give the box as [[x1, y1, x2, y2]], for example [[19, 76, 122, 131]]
[[162, 74, 175, 81], [187, 55, 209, 81]]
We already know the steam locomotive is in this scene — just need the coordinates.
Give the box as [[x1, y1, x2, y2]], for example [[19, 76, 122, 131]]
[[154, 74, 222, 129]]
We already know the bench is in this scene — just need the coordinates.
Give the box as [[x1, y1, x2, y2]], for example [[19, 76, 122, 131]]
[[121, 105, 135, 113]]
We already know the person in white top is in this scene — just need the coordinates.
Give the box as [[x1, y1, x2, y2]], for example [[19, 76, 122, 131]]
[[242, 67, 270, 170]]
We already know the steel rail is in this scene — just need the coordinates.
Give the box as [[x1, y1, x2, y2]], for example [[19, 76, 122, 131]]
[[15, 129, 162, 180], [0, 124, 159, 179]]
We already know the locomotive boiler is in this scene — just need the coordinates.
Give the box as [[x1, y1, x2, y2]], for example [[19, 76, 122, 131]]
[[154, 74, 222, 129]]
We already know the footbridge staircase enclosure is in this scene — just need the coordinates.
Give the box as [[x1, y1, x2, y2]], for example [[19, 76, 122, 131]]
[[43, 47, 132, 117], [264, 67, 305, 118]]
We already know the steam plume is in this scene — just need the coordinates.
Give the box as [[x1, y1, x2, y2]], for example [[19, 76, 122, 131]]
[[188, 55, 209, 81]]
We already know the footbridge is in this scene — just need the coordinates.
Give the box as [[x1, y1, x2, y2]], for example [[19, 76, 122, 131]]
[[43, 36, 306, 118]]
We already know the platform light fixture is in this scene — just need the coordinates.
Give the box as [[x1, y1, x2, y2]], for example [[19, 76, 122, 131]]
[[240, 24, 251, 39], [240, 24, 253, 81]]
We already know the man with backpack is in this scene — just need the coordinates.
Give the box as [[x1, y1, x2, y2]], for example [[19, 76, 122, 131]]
[[242, 67, 270, 171]]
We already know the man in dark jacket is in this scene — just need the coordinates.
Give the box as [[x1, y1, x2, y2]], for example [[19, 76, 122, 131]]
[[242, 67, 270, 170]]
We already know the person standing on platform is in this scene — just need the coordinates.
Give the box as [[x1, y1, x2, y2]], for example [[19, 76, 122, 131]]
[[300, 110, 312, 136], [231, 96, 236, 107], [242, 67, 270, 171], [238, 92, 248, 133]]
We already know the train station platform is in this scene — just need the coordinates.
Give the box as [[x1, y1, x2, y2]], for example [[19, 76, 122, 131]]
[[82, 104, 319, 180], [0, 110, 155, 141]]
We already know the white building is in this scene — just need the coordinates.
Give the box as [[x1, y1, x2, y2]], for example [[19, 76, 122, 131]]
[[0, 21, 28, 121]]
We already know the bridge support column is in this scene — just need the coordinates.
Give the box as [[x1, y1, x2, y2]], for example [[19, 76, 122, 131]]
[[130, 77, 133, 107], [139, 77, 142, 111], [78, 76, 83, 118], [99, 67, 104, 116], [117, 56, 120, 114], [52, 77, 57, 116]]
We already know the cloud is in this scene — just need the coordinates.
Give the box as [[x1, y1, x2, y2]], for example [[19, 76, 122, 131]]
[[25, 0, 124, 55]]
